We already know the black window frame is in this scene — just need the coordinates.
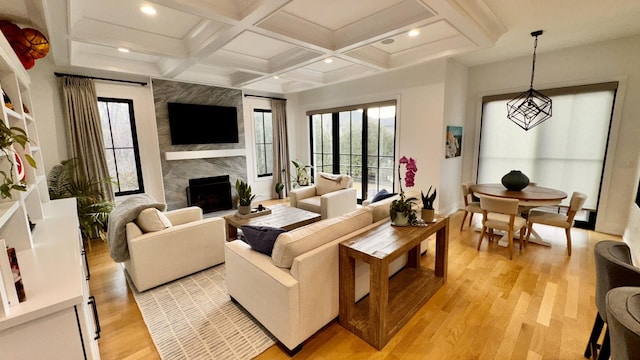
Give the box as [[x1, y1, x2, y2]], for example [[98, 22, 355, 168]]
[[253, 108, 273, 177], [98, 97, 145, 196]]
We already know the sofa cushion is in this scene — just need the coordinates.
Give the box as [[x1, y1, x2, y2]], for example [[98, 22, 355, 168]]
[[315, 172, 351, 196], [366, 194, 399, 222], [297, 196, 321, 214], [271, 207, 373, 268], [135, 208, 172, 233], [371, 188, 397, 203], [241, 225, 286, 256]]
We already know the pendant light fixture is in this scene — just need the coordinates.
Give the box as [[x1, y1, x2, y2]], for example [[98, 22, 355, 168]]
[[506, 30, 552, 131]]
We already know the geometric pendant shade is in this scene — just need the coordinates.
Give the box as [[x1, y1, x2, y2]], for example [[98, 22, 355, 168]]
[[507, 30, 552, 131]]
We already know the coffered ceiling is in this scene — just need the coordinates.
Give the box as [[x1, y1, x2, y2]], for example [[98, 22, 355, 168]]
[[1, 0, 640, 94]]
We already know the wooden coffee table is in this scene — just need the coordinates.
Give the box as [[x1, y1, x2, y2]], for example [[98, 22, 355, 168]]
[[223, 204, 321, 241]]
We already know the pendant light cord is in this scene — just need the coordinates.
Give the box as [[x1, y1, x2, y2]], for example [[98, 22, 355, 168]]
[[529, 34, 539, 89]]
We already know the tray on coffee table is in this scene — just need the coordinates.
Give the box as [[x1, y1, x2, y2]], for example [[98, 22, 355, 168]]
[[223, 204, 321, 241]]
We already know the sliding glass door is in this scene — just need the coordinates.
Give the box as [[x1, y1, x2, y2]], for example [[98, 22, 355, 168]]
[[309, 101, 396, 202]]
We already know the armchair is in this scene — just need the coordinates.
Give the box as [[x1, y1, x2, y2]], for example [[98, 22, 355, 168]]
[[289, 172, 357, 219], [124, 206, 226, 291]]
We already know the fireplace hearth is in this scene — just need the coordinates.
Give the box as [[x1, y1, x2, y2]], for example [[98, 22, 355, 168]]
[[186, 175, 232, 213]]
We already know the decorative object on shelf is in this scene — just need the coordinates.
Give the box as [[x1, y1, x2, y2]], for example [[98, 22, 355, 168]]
[[421, 186, 437, 223], [14, 153, 24, 182], [235, 179, 256, 215], [27, 216, 36, 232], [390, 156, 418, 226], [47, 158, 113, 240], [6, 247, 26, 303], [2, 89, 13, 110], [0, 20, 50, 70], [445, 126, 462, 158], [501, 170, 530, 191], [291, 160, 312, 187], [0, 121, 34, 199], [506, 30, 552, 131]]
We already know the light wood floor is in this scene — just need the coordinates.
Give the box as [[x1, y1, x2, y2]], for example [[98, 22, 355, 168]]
[[87, 203, 620, 359]]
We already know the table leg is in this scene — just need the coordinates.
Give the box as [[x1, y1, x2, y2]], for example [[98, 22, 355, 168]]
[[369, 259, 388, 350], [338, 247, 356, 329], [226, 223, 237, 241], [435, 220, 449, 280]]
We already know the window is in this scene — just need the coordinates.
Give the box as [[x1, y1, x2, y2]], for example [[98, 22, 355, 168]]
[[478, 82, 618, 229], [254, 109, 273, 177], [98, 97, 144, 196], [309, 101, 396, 202]]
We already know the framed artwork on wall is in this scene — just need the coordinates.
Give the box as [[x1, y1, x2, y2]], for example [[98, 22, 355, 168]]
[[445, 126, 462, 158]]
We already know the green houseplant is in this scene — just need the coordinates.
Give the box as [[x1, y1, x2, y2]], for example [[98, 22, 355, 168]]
[[0, 121, 36, 199], [291, 160, 312, 187], [421, 186, 437, 222], [235, 179, 256, 215], [48, 158, 113, 240], [390, 156, 418, 226]]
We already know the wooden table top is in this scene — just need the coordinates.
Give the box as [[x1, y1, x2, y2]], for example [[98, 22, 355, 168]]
[[223, 204, 321, 229], [470, 184, 567, 202]]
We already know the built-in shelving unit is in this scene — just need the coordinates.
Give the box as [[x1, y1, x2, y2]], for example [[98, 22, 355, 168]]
[[0, 31, 100, 358]]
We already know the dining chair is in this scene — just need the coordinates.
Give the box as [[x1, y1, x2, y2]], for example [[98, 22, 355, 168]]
[[585, 241, 640, 360], [460, 183, 482, 231], [525, 191, 587, 256], [477, 195, 527, 260]]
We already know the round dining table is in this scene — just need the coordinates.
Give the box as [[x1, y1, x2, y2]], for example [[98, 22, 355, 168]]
[[469, 184, 568, 246]]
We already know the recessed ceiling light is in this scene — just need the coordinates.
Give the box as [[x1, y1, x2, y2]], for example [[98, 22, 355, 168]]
[[324, 57, 333, 64], [381, 38, 394, 45], [118, 47, 130, 53], [273, 75, 280, 79], [408, 29, 420, 37], [140, 4, 157, 15]]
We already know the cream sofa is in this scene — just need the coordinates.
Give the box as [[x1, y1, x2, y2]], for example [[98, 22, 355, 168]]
[[289, 172, 357, 219], [124, 206, 226, 291], [224, 198, 421, 353]]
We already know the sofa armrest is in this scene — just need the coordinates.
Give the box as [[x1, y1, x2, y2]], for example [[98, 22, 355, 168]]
[[224, 240, 301, 350], [164, 206, 203, 225], [320, 187, 357, 219], [289, 186, 317, 208]]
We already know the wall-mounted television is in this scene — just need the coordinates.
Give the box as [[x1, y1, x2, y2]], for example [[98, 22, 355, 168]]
[[167, 102, 239, 145]]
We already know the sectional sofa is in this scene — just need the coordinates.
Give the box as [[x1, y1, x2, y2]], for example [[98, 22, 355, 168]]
[[224, 193, 424, 353]]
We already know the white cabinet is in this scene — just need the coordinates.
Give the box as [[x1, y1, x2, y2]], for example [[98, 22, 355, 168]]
[[0, 198, 101, 359]]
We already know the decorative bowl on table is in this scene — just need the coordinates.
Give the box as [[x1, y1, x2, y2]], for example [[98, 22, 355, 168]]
[[501, 170, 530, 191]]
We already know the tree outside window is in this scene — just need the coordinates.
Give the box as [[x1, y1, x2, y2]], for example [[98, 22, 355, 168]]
[[97, 97, 144, 196], [254, 109, 273, 177]]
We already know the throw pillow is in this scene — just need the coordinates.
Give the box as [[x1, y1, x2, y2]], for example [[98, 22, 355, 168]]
[[135, 208, 172, 232], [372, 189, 397, 202], [241, 225, 286, 256]]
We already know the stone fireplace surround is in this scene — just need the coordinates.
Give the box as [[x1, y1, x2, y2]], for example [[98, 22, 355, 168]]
[[153, 79, 247, 211]]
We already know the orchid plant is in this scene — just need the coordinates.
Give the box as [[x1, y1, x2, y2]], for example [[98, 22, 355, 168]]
[[390, 156, 418, 223]]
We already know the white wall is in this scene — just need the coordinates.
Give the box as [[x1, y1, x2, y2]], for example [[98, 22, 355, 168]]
[[464, 35, 640, 237], [94, 81, 165, 203], [28, 56, 66, 174]]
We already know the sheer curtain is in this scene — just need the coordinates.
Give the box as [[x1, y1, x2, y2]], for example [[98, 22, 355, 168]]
[[61, 76, 114, 201], [478, 83, 617, 210], [271, 98, 290, 197]]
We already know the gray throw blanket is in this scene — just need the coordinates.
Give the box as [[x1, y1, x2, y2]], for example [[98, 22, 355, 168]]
[[107, 194, 166, 262]]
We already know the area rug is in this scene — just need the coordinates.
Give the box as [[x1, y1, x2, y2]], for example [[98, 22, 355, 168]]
[[128, 264, 276, 359]]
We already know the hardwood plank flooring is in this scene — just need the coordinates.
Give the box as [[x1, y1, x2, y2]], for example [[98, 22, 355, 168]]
[[86, 203, 620, 359]]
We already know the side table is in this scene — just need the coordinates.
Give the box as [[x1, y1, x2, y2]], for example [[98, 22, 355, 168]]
[[338, 216, 449, 349]]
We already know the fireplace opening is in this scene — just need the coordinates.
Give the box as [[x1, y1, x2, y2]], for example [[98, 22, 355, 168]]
[[186, 175, 232, 213]]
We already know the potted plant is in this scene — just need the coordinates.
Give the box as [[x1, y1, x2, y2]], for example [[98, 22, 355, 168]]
[[0, 121, 35, 199], [235, 179, 256, 215], [421, 186, 437, 222], [390, 156, 418, 226], [47, 158, 113, 240], [275, 169, 285, 199], [291, 160, 312, 187]]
